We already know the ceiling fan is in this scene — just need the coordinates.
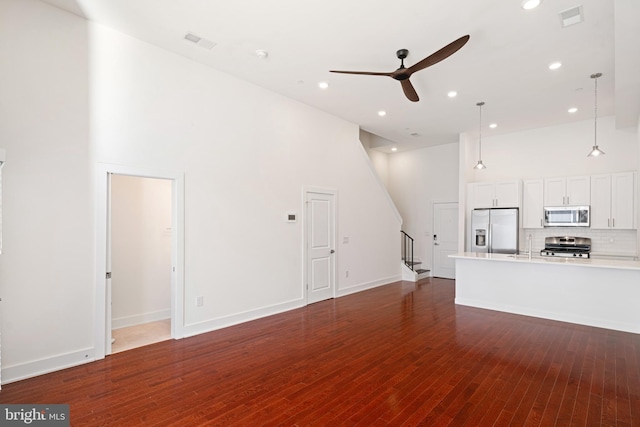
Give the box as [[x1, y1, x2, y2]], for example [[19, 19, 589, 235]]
[[330, 35, 470, 102]]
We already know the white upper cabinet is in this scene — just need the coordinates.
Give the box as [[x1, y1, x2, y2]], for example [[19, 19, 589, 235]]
[[591, 172, 636, 229], [544, 176, 590, 206], [471, 181, 521, 208], [522, 179, 544, 228], [472, 182, 496, 208], [590, 174, 611, 229]]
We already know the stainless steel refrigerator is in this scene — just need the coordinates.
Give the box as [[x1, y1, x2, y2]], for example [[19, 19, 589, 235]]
[[471, 208, 519, 254]]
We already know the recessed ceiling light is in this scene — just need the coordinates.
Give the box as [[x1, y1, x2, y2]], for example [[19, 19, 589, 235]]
[[522, 0, 541, 10], [489, 123, 497, 129], [378, 110, 387, 117], [548, 62, 562, 70], [255, 49, 269, 59], [447, 91, 457, 98], [568, 107, 578, 113], [391, 147, 398, 152], [318, 81, 329, 89]]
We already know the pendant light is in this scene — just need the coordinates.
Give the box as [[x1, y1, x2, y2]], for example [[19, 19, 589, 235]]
[[587, 72, 605, 157], [474, 101, 486, 170]]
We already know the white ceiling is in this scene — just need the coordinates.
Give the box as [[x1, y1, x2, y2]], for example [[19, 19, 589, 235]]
[[41, 0, 640, 152]]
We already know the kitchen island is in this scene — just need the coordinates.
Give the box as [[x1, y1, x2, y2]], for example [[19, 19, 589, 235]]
[[450, 252, 640, 334]]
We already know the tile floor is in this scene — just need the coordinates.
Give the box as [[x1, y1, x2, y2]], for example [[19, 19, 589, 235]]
[[111, 319, 171, 353]]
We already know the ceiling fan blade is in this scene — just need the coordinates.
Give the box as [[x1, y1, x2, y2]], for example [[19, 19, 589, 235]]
[[401, 79, 419, 102], [329, 70, 392, 77], [407, 35, 470, 75]]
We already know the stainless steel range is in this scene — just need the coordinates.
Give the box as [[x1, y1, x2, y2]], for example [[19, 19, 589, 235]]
[[540, 236, 591, 258]]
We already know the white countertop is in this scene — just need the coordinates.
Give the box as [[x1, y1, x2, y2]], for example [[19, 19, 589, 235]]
[[450, 252, 640, 271]]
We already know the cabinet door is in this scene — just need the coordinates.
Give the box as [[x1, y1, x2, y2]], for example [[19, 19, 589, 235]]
[[473, 182, 496, 208], [494, 181, 521, 207], [544, 178, 566, 206], [611, 172, 635, 229], [522, 179, 544, 228], [566, 176, 590, 205], [590, 174, 612, 229]]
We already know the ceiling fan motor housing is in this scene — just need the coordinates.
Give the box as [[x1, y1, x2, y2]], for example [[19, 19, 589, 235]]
[[396, 49, 409, 59]]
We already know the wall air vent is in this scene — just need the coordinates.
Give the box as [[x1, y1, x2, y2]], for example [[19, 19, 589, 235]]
[[559, 6, 583, 28]]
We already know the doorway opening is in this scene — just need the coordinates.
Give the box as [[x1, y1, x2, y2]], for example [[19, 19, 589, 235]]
[[110, 175, 172, 353], [95, 164, 184, 358]]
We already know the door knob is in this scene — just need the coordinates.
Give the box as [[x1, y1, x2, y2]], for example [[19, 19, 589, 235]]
[[330, 249, 335, 253]]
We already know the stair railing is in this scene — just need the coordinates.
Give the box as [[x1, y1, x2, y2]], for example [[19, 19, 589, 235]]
[[401, 231, 414, 271]]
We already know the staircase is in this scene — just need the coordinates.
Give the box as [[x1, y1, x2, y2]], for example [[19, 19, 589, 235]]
[[401, 231, 430, 282]]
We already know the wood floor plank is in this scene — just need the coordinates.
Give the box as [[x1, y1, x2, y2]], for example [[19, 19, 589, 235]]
[[1, 278, 639, 426]]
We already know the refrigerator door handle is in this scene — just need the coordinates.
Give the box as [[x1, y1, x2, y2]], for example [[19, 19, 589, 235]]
[[488, 223, 492, 253]]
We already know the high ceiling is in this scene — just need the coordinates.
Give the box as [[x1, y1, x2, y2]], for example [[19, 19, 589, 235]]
[[41, 0, 640, 152]]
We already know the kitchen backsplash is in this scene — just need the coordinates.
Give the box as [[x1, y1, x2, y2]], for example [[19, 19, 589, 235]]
[[520, 228, 638, 257]]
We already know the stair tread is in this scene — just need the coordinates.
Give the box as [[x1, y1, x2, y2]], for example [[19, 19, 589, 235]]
[[416, 269, 430, 274]]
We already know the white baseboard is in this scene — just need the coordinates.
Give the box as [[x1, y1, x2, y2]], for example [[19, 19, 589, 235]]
[[336, 275, 401, 297], [2, 277, 402, 385], [182, 299, 306, 338], [2, 347, 96, 385], [184, 276, 401, 337], [112, 309, 171, 329]]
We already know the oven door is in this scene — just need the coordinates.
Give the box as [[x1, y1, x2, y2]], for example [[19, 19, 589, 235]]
[[543, 206, 590, 227]]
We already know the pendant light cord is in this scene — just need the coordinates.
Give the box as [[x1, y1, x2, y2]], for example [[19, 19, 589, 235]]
[[477, 101, 484, 160], [593, 74, 598, 147], [590, 72, 602, 151]]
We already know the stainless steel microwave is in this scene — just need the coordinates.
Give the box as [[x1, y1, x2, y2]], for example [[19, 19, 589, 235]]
[[543, 205, 590, 227]]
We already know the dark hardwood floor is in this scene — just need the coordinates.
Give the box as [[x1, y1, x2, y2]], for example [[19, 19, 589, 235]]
[[2, 278, 639, 426]]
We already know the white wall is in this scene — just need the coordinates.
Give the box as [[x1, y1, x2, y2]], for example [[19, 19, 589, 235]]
[[359, 130, 390, 189], [0, 0, 95, 378], [111, 175, 172, 328], [89, 22, 401, 325], [388, 143, 459, 269], [0, 148, 5, 253], [464, 116, 637, 182], [0, 0, 401, 382]]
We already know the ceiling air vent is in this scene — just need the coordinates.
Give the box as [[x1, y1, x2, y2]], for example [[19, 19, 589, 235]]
[[184, 32, 216, 50], [559, 6, 583, 28], [410, 132, 421, 137]]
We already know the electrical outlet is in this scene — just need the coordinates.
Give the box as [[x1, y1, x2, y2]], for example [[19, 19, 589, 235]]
[[196, 296, 204, 307], [345, 270, 349, 278]]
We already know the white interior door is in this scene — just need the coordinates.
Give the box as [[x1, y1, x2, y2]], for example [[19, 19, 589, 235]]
[[433, 202, 459, 279], [305, 189, 336, 304]]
